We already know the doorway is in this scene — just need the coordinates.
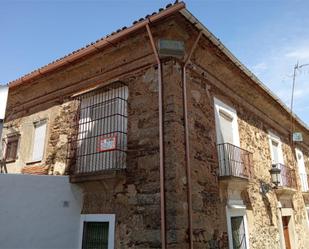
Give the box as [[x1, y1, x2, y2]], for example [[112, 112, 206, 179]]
[[282, 216, 291, 249]]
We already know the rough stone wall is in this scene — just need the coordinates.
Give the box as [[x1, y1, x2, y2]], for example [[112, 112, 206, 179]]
[[162, 60, 188, 248], [78, 64, 162, 249], [184, 20, 309, 248], [185, 70, 226, 249], [185, 64, 309, 249], [81, 60, 188, 249]]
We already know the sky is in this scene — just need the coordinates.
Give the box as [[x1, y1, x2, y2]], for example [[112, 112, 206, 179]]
[[1, 0, 309, 125]]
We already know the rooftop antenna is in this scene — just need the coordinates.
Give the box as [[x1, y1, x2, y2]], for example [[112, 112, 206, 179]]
[[290, 62, 309, 144]]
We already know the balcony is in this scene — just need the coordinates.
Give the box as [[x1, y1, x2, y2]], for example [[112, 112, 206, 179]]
[[274, 163, 297, 197], [217, 143, 253, 180], [275, 163, 297, 189]]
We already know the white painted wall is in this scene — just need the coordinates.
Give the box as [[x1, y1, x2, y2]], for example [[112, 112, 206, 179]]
[[0, 85, 8, 120], [0, 174, 82, 249]]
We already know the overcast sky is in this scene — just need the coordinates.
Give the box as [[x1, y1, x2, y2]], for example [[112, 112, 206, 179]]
[[1, 0, 309, 125]]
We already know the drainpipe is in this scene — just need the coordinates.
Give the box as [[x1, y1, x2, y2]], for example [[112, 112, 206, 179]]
[[146, 24, 166, 249], [183, 31, 202, 249]]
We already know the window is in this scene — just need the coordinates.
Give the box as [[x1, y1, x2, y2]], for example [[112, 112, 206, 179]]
[[268, 132, 285, 185], [74, 83, 128, 174], [79, 214, 115, 249], [268, 132, 283, 165], [271, 140, 280, 164], [32, 121, 47, 162], [227, 204, 249, 249], [214, 98, 240, 146], [219, 110, 234, 144], [214, 98, 249, 177], [231, 216, 247, 249], [5, 134, 19, 162], [295, 148, 308, 192]]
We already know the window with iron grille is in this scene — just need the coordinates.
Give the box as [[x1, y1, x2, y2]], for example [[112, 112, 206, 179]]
[[72, 82, 128, 174], [80, 214, 115, 249], [82, 222, 109, 249], [5, 134, 19, 162]]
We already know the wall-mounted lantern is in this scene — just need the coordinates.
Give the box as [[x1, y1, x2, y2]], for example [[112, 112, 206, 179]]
[[269, 164, 281, 188]]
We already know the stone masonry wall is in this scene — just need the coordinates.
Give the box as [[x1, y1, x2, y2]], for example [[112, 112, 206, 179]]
[[81, 60, 189, 249], [185, 64, 309, 248], [184, 20, 309, 248]]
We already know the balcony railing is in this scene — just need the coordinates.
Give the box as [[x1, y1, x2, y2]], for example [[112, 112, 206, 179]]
[[276, 163, 297, 189], [217, 143, 253, 179], [299, 173, 309, 192]]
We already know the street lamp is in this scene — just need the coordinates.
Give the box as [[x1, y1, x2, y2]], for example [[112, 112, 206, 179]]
[[269, 164, 281, 188]]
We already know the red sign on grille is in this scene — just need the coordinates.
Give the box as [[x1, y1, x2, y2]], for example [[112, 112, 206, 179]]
[[97, 135, 117, 152]]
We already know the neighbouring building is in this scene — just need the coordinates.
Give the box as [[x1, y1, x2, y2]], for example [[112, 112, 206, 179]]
[[0, 85, 8, 173], [2, 2, 309, 249]]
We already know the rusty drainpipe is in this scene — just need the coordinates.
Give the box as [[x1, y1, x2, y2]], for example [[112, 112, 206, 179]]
[[183, 31, 202, 249], [146, 24, 166, 249]]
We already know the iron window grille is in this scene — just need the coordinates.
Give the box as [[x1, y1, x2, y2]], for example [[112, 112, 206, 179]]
[[82, 222, 109, 249], [68, 82, 128, 175]]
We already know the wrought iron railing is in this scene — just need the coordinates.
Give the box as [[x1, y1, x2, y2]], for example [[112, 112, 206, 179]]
[[299, 173, 309, 192], [217, 143, 253, 179], [276, 163, 297, 189], [67, 82, 128, 176]]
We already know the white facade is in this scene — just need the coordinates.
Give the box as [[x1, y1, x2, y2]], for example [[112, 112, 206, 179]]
[[0, 85, 8, 120], [0, 174, 82, 249]]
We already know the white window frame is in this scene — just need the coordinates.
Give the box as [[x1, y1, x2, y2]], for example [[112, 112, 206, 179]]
[[79, 214, 115, 249], [278, 208, 298, 249], [214, 97, 240, 146], [31, 120, 47, 162], [268, 132, 284, 164], [295, 148, 308, 192], [226, 202, 250, 249]]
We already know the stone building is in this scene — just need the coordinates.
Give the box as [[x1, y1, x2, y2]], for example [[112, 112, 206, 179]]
[[2, 2, 309, 249]]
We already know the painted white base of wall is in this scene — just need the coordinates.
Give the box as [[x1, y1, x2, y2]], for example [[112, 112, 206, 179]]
[[0, 174, 82, 249]]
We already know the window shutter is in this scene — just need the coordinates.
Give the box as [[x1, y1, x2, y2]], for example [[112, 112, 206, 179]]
[[219, 110, 234, 144], [32, 122, 47, 161], [271, 140, 279, 164], [5, 136, 19, 161]]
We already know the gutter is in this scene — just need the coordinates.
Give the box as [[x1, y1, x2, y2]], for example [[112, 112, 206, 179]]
[[8, 2, 185, 89], [179, 8, 309, 133]]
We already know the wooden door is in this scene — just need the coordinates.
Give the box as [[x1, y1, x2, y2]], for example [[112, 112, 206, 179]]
[[282, 216, 291, 249]]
